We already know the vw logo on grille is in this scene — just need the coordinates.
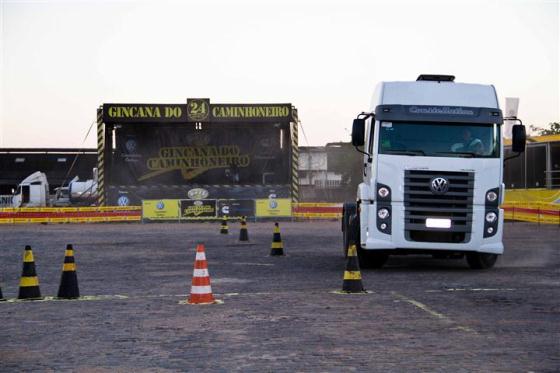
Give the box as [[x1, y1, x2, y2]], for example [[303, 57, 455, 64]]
[[430, 177, 449, 194]]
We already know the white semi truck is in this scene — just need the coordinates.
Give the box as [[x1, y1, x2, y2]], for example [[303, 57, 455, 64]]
[[11, 171, 98, 208], [342, 74, 526, 269]]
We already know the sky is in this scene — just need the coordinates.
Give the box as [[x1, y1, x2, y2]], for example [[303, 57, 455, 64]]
[[0, 0, 558, 148]]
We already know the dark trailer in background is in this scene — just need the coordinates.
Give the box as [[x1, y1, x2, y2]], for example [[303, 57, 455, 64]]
[[97, 99, 300, 207]]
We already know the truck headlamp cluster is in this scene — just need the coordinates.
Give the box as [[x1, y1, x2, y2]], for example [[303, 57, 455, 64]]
[[484, 187, 500, 238], [376, 182, 392, 235]]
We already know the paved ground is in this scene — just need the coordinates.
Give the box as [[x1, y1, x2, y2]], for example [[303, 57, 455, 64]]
[[0, 221, 558, 372]]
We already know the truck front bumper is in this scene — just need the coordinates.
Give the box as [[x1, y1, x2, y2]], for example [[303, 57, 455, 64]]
[[360, 203, 504, 254]]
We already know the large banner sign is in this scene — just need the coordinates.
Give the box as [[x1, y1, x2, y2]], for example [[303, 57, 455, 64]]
[[112, 125, 290, 186], [103, 101, 292, 124]]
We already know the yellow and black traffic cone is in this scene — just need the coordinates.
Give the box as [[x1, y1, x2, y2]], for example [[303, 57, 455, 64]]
[[270, 222, 284, 256], [220, 217, 229, 234], [342, 243, 365, 293], [18, 245, 42, 300], [239, 216, 249, 242], [57, 244, 80, 299]]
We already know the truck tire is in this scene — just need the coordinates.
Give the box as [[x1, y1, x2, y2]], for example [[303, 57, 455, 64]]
[[342, 202, 357, 256], [466, 253, 498, 269]]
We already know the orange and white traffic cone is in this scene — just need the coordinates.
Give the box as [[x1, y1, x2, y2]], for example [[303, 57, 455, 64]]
[[187, 243, 217, 305]]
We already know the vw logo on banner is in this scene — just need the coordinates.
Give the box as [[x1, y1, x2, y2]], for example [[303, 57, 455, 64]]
[[430, 177, 449, 194], [117, 195, 130, 206]]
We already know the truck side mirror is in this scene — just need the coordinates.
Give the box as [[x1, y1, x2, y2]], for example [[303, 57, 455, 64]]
[[352, 118, 365, 147], [511, 124, 526, 153]]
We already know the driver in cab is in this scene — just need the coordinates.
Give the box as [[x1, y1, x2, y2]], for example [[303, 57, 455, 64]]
[[451, 129, 483, 155]]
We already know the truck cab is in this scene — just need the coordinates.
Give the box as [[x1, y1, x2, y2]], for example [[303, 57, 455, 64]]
[[343, 75, 526, 269], [12, 171, 50, 208]]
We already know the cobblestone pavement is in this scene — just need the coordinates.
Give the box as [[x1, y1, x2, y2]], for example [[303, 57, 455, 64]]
[[0, 221, 558, 372]]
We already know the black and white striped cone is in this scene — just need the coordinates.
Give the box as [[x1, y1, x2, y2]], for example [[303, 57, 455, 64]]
[[220, 217, 229, 234], [57, 244, 80, 299], [239, 216, 249, 242], [342, 244, 365, 293], [18, 245, 42, 300], [270, 222, 284, 256]]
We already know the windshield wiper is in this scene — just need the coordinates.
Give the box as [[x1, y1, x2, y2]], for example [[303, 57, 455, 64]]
[[435, 151, 476, 158], [384, 149, 425, 156]]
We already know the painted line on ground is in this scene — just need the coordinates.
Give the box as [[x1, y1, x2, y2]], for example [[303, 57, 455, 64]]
[[426, 288, 517, 293], [391, 291, 477, 334]]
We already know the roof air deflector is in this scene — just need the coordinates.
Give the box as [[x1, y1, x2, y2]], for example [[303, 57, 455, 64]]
[[417, 74, 455, 82]]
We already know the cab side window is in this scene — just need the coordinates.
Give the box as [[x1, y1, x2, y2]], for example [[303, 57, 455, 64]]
[[368, 119, 375, 154]]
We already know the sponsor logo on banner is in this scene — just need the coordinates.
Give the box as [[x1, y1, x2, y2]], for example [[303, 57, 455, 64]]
[[117, 195, 130, 206], [125, 139, 137, 153], [142, 199, 180, 220], [187, 98, 210, 122], [217, 200, 255, 217], [255, 198, 292, 217], [181, 199, 217, 218], [188, 188, 209, 200]]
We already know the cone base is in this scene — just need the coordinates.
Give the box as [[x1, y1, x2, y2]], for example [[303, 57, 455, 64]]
[[188, 293, 215, 304], [18, 286, 42, 300], [270, 250, 285, 256], [342, 283, 365, 293], [58, 272, 80, 299], [17, 297, 45, 301], [331, 290, 371, 295], [182, 299, 223, 305]]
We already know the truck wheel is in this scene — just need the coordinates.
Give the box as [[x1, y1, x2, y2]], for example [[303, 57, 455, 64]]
[[358, 247, 389, 269], [466, 253, 498, 269], [342, 202, 357, 256]]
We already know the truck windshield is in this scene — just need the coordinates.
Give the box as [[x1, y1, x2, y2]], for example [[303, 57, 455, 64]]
[[378, 121, 500, 158]]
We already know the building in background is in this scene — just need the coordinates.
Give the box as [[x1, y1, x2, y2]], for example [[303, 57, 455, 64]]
[[504, 134, 560, 189], [299, 142, 361, 202]]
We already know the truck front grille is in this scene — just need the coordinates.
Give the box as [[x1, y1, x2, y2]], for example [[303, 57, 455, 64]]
[[404, 170, 474, 243]]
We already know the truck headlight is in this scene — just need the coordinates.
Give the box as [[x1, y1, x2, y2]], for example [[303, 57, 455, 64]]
[[378, 187, 390, 198], [486, 191, 498, 202], [485, 212, 497, 223], [377, 208, 390, 220]]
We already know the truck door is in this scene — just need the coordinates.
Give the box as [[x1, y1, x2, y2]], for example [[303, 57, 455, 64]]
[[22, 185, 30, 204]]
